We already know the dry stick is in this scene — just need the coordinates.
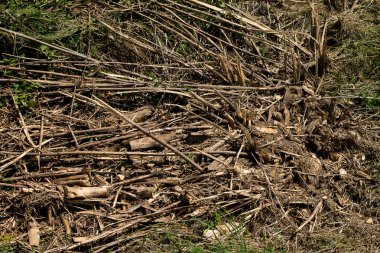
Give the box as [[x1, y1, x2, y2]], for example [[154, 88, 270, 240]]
[[296, 200, 323, 233], [5, 168, 84, 181], [234, 137, 245, 168], [68, 125, 80, 149], [163, 0, 285, 54], [112, 186, 123, 208], [0, 27, 99, 62], [56, 125, 179, 149], [186, 0, 312, 57], [93, 231, 149, 253], [167, 103, 230, 135], [77, 94, 204, 172], [154, 7, 266, 64], [99, 21, 156, 52], [45, 218, 147, 253], [1, 65, 84, 79], [0, 182, 28, 188], [114, 88, 192, 98], [0, 150, 249, 157], [0, 78, 286, 91], [13, 59, 208, 70], [190, 92, 236, 128], [60, 214, 71, 236], [0, 156, 15, 167], [11, 93, 37, 148], [37, 113, 44, 170], [260, 166, 296, 228], [0, 138, 52, 172], [213, 88, 236, 111], [192, 147, 233, 171]]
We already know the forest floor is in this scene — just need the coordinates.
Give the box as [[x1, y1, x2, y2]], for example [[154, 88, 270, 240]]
[[0, 0, 379, 252]]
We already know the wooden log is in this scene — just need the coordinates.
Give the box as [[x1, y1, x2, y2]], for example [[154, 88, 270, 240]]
[[186, 131, 214, 143], [28, 222, 40, 247], [47, 206, 53, 226], [64, 186, 111, 199], [73, 237, 89, 243], [127, 106, 153, 122], [129, 186, 156, 199], [60, 214, 71, 235], [127, 133, 176, 150], [95, 174, 110, 186]]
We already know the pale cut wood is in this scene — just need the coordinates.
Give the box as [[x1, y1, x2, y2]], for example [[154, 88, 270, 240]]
[[64, 186, 111, 199], [128, 133, 176, 150], [28, 222, 40, 247]]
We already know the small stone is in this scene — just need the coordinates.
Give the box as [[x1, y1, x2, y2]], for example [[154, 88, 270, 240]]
[[366, 218, 374, 224], [117, 174, 125, 181], [339, 169, 347, 178], [173, 186, 183, 193], [145, 163, 155, 168], [203, 229, 220, 240]]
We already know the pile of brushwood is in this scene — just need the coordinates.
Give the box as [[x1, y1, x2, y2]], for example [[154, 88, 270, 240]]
[[0, 0, 379, 252]]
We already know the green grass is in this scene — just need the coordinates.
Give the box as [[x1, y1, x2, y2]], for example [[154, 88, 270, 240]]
[[134, 211, 287, 253], [325, 1, 380, 107], [0, 234, 16, 253], [337, 25, 380, 83], [157, 231, 285, 253], [2, 0, 79, 41]]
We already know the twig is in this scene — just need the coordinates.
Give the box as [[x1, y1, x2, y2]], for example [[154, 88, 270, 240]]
[[0, 138, 52, 172], [296, 200, 323, 232], [11, 92, 37, 148], [234, 137, 245, 168], [45, 218, 147, 252], [0, 27, 99, 62], [0, 150, 249, 157], [75, 93, 204, 172]]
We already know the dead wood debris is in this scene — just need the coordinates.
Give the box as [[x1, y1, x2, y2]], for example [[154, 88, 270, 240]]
[[0, 0, 379, 252]]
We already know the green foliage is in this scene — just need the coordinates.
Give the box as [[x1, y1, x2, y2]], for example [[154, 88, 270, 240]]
[[2, 0, 79, 42], [0, 58, 40, 108], [12, 81, 39, 92], [339, 25, 380, 82], [12, 81, 40, 108], [12, 93, 36, 108], [0, 57, 18, 65], [358, 82, 380, 107], [326, 3, 380, 107], [177, 41, 191, 56], [161, 229, 285, 253], [0, 245, 15, 253], [40, 45, 56, 59], [148, 72, 163, 87], [0, 234, 15, 253], [205, 0, 226, 8], [0, 57, 18, 76], [261, 247, 286, 253]]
